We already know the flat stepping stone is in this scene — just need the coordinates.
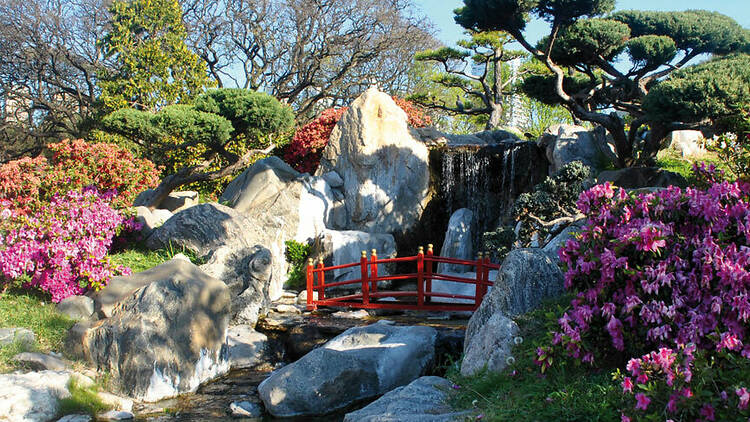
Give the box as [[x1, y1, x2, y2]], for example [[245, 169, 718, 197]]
[[13, 352, 69, 371]]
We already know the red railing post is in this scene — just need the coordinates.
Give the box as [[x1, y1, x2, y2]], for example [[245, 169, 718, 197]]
[[317, 258, 326, 301], [474, 252, 484, 309], [417, 246, 425, 308], [360, 250, 370, 305], [306, 258, 316, 310], [370, 249, 378, 295], [425, 244, 433, 304]]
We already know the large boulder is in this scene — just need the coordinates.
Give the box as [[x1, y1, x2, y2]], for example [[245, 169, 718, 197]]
[[438, 208, 474, 273], [597, 167, 687, 189], [342, 376, 470, 422], [668, 130, 706, 157], [310, 229, 397, 288], [460, 313, 519, 376], [540, 124, 615, 175], [428, 270, 497, 305], [144, 203, 279, 302], [258, 320, 437, 417], [0, 371, 92, 422], [218, 157, 337, 299], [473, 249, 563, 321], [201, 245, 273, 325], [316, 86, 430, 234], [82, 259, 231, 401]]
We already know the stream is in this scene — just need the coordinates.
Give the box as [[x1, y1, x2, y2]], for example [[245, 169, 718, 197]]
[[131, 311, 469, 421]]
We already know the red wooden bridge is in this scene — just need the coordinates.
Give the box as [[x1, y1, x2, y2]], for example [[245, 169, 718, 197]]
[[305, 245, 499, 312]]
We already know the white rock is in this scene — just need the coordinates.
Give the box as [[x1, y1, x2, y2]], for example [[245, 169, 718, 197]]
[[97, 410, 134, 420], [227, 325, 269, 369], [0, 371, 80, 422], [229, 400, 264, 418], [437, 208, 474, 273]]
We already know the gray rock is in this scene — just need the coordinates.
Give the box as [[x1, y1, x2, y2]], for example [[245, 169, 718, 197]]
[[229, 401, 264, 418], [97, 410, 134, 420], [316, 86, 430, 235], [160, 190, 199, 213], [542, 225, 580, 264], [258, 320, 437, 417], [0, 327, 35, 347], [56, 295, 94, 320], [668, 130, 706, 157], [227, 325, 269, 369], [217, 158, 335, 299], [90, 257, 196, 319], [473, 249, 563, 321], [13, 352, 69, 371], [83, 259, 231, 401], [460, 313, 519, 376], [540, 124, 615, 175], [57, 415, 92, 422], [134, 206, 173, 237], [343, 376, 469, 422], [296, 290, 318, 305], [597, 167, 687, 189], [201, 244, 273, 325], [310, 229, 397, 288], [475, 128, 521, 143], [144, 203, 278, 306], [0, 371, 90, 422], [145, 203, 255, 257], [321, 171, 344, 188], [438, 208, 474, 273]]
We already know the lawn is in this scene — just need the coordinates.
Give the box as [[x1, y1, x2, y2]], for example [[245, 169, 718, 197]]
[[449, 297, 624, 421], [0, 289, 75, 373]]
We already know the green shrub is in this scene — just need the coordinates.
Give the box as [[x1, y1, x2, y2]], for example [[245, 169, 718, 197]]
[[284, 240, 311, 289]]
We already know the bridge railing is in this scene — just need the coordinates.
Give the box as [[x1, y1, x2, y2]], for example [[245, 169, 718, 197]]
[[305, 244, 499, 312]]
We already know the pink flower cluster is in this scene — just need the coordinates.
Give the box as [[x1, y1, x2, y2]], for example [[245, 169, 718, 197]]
[[554, 179, 750, 362], [620, 345, 749, 420], [0, 187, 135, 302]]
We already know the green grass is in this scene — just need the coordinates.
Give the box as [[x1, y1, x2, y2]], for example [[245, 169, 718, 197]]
[[0, 289, 75, 373], [655, 148, 727, 183], [58, 377, 112, 417], [109, 242, 205, 273], [449, 297, 624, 421]]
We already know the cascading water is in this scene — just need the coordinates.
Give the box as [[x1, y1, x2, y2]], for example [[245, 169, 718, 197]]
[[437, 139, 547, 249]]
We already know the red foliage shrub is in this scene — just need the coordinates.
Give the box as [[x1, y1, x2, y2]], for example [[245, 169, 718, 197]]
[[0, 139, 160, 211], [284, 97, 431, 173]]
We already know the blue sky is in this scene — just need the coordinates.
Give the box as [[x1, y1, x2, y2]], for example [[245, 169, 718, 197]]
[[414, 0, 750, 46]]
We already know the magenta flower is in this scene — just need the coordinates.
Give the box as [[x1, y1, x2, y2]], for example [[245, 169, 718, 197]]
[[634, 393, 650, 411]]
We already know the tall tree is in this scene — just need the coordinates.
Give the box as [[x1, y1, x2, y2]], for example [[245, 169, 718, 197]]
[[455, 2, 750, 166], [182, 0, 437, 119], [98, 0, 212, 112], [409, 31, 526, 130]]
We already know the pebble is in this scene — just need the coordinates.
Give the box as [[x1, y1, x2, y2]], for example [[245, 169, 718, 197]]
[[229, 400, 264, 418]]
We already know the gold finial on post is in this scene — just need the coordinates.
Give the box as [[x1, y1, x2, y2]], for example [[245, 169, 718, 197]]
[[427, 244, 433, 252], [318, 257, 324, 265], [307, 258, 313, 265], [477, 252, 483, 259], [371, 249, 377, 255], [361, 250, 367, 258], [418, 246, 424, 254]]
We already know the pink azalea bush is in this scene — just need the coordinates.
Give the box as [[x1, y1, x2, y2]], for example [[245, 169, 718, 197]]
[[537, 165, 750, 419], [0, 187, 135, 302]]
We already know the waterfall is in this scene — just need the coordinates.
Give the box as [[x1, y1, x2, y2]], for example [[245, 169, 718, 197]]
[[438, 140, 541, 249]]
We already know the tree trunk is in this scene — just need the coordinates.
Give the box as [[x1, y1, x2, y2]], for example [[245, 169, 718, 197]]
[[486, 103, 504, 130], [640, 123, 670, 166]]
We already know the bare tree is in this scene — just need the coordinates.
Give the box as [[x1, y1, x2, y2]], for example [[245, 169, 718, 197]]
[[0, 0, 112, 161], [183, 0, 437, 119]]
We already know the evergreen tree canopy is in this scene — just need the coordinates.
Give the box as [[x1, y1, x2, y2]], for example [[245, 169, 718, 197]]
[[101, 88, 293, 206], [455, 1, 750, 166], [98, 0, 212, 112]]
